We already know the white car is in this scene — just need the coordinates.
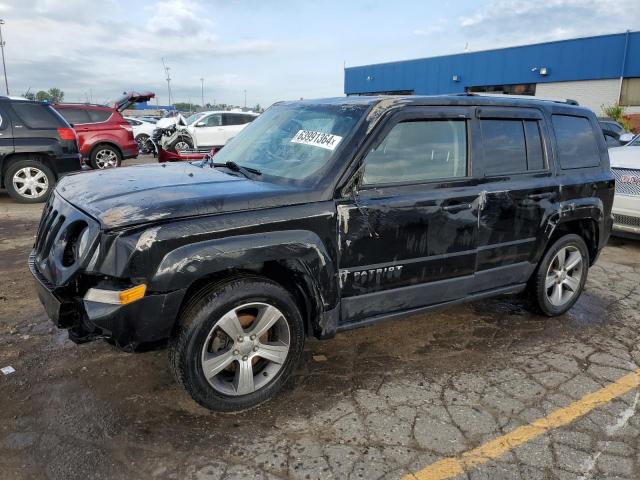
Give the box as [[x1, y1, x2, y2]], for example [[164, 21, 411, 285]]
[[609, 135, 640, 236], [170, 111, 258, 151], [125, 117, 156, 153]]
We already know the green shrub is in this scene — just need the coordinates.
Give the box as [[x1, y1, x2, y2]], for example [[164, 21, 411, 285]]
[[602, 103, 631, 131]]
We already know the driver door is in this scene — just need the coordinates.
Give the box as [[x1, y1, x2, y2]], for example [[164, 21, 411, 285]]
[[337, 107, 481, 325], [194, 114, 224, 147]]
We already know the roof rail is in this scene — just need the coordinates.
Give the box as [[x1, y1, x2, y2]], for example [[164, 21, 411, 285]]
[[453, 92, 579, 106]]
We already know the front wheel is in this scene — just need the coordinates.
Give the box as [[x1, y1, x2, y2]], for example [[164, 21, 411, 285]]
[[169, 135, 193, 153], [169, 277, 305, 411], [528, 234, 589, 316]]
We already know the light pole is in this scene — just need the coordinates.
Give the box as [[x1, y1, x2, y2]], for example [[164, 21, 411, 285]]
[[200, 77, 204, 108], [162, 57, 172, 106], [243, 89, 247, 109], [0, 20, 9, 95]]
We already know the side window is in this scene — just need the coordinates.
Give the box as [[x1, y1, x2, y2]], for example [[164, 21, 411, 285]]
[[222, 114, 243, 126], [87, 109, 112, 123], [523, 120, 545, 170], [362, 120, 467, 185], [13, 103, 67, 128], [205, 114, 222, 127], [223, 114, 254, 126], [480, 119, 527, 175], [552, 115, 601, 169], [56, 107, 91, 125]]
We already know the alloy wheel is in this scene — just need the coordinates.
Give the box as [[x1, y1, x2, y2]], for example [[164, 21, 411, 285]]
[[136, 135, 149, 153], [174, 141, 190, 152], [200, 302, 291, 396], [12, 167, 49, 199], [545, 245, 583, 307], [95, 149, 119, 168]]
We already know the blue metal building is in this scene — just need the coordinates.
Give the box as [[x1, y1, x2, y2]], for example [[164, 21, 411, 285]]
[[344, 31, 640, 114]]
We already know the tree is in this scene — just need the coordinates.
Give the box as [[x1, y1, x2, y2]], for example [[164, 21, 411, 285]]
[[35, 90, 50, 102], [47, 88, 64, 103], [254, 103, 262, 112], [22, 91, 35, 101], [31, 88, 65, 103], [173, 102, 198, 112]]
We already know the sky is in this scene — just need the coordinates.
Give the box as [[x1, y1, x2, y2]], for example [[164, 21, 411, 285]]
[[1, 0, 639, 108]]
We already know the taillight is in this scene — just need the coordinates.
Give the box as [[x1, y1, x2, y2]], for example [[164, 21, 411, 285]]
[[57, 128, 76, 140], [121, 124, 133, 132]]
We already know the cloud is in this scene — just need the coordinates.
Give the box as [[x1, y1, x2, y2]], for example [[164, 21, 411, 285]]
[[459, 0, 640, 48], [413, 18, 448, 37], [146, 0, 209, 35], [1, 0, 276, 104]]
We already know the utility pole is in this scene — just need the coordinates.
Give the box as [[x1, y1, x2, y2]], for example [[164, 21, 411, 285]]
[[200, 77, 204, 108], [243, 89, 247, 109], [0, 20, 9, 95], [162, 57, 172, 106]]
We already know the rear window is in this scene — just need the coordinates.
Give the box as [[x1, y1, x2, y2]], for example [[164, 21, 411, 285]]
[[55, 107, 91, 124], [552, 115, 601, 169], [87, 109, 112, 123], [480, 119, 547, 175], [222, 114, 246, 126], [12, 102, 67, 129], [481, 120, 527, 175]]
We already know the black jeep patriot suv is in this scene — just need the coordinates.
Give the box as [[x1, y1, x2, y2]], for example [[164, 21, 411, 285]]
[[30, 95, 614, 411]]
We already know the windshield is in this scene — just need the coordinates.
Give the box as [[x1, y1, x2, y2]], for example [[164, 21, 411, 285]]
[[211, 103, 368, 181], [185, 112, 205, 125]]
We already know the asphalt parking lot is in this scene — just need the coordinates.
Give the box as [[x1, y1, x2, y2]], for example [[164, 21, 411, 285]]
[[2, 157, 640, 480]]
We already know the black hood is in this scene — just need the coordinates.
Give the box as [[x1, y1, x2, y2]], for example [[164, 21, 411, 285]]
[[56, 163, 307, 229]]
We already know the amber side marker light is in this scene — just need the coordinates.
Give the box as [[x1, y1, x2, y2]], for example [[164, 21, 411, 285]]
[[84, 284, 147, 305]]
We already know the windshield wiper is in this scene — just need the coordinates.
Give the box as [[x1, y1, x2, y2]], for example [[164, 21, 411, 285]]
[[204, 159, 261, 178]]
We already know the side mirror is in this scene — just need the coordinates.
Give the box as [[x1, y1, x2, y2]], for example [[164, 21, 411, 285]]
[[620, 133, 634, 143], [195, 122, 206, 127]]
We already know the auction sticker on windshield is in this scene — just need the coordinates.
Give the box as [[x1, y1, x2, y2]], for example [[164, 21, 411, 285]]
[[291, 130, 343, 151]]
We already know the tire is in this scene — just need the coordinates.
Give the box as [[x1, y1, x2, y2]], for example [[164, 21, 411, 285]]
[[4, 159, 55, 203], [168, 135, 193, 153], [169, 276, 305, 411], [528, 234, 589, 316], [135, 134, 150, 154], [89, 145, 121, 169]]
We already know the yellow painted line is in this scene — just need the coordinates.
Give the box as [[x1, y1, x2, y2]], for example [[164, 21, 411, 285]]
[[404, 369, 640, 480]]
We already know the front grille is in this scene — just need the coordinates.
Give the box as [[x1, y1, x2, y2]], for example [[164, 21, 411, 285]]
[[614, 214, 640, 228], [34, 203, 65, 260], [32, 192, 100, 287], [611, 168, 640, 196]]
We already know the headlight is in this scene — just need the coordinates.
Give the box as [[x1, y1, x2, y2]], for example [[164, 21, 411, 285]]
[[76, 227, 91, 259]]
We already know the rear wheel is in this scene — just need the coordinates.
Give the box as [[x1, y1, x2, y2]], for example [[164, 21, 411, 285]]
[[4, 160, 55, 203], [169, 277, 304, 411], [528, 234, 589, 316], [135, 134, 150, 154], [89, 145, 121, 169]]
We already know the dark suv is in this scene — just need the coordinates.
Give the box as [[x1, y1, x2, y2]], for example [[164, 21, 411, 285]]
[[0, 96, 81, 203], [30, 95, 614, 410]]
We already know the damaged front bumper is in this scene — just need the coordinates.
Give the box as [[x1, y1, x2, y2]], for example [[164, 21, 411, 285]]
[[29, 253, 185, 350]]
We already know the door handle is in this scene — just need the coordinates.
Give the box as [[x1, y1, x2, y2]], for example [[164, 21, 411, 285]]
[[527, 192, 554, 200], [442, 203, 472, 212]]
